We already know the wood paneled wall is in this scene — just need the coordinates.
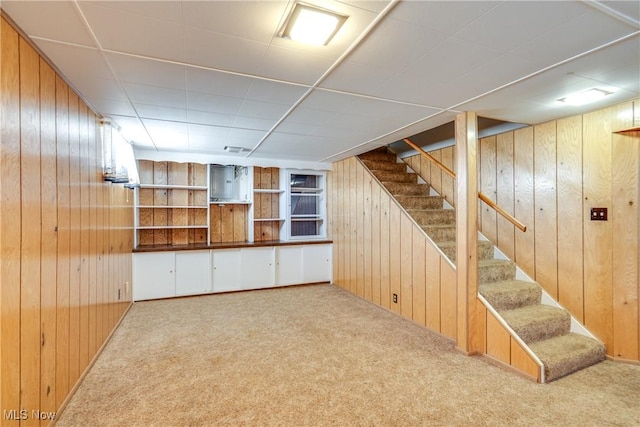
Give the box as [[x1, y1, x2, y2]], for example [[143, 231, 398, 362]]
[[1, 17, 133, 425], [253, 167, 281, 242], [328, 157, 457, 340], [404, 100, 640, 362]]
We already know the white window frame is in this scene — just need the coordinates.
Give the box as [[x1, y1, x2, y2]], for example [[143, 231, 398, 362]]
[[283, 169, 327, 241]]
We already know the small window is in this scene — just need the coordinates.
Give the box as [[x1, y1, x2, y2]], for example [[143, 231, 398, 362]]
[[288, 172, 325, 239]]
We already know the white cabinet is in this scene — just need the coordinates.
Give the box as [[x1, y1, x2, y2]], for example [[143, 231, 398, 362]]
[[212, 249, 241, 292], [276, 246, 303, 285], [134, 243, 332, 301], [241, 247, 275, 290], [303, 244, 332, 283], [133, 252, 175, 301], [175, 250, 211, 296]]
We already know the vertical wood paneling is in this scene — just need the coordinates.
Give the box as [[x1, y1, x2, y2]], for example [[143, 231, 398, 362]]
[[510, 338, 541, 381], [440, 259, 457, 340], [1, 18, 22, 416], [583, 108, 613, 350], [0, 20, 135, 421], [349, 158, 357, 295], [425, 243, 441, 332], [40, 58, 58, 420], [412, 230, 426, 326], [557, 116, 584, 320], [371, 182, 381, 305], [55, 75, 70, 408], [400, 214, 413, 319], [612, 130, 639, 360], [496, 132, 515, 260], [486, 311, 511, 364], [514, 127, 536, 278], [388, 201, 401, 314], [356, 166, 364, 297], [430, 150, 442, 195], [20, 37, 43, 423], [480, 135, 497, 243], [363, 171, 372, 301], [379, 191, 391, 309], [441, 146, 455, 205], [534, 122, 558, 298]]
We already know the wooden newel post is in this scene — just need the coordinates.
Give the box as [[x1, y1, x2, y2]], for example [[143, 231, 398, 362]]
[[455, 111, 483, 354]]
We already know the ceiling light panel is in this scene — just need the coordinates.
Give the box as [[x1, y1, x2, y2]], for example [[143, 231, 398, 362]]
[[558, 88, 613, 106], [280, 3, 347, 46]]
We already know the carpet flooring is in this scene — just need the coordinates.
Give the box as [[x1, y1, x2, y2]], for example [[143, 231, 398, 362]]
[[56, 284, 640, 427]]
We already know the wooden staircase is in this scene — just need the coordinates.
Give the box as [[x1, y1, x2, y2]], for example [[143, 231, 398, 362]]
[[358, 147, 605, 382]]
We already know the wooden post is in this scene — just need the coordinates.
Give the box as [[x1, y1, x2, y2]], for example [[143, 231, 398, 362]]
[[455, 111, 483, 354]]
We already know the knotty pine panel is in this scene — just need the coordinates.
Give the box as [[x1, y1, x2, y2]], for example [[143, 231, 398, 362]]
[[0, 18, 134, 423], [379, 188, 391, 309], [1, 17, 22, 416], [513, 127, 536, 278], [480, 135, 497, 243], [371, 183, 382, 305], [363, 170, 373, 301], [400, 215, 413, 319], [40, 57, 58, 418], [349, 158, 358, 295], [556, 116, 584, 321], [533, 121, 559, 299], [496, 132, 515, 260], [356, 165, 365, 298], [388, 201, 402, 314], [55, 74, 71, 408], [611, 130, 639, 360], [412, 229, 426, 326], [583, 108, 614, 350], [20, 37, 43, 423], [425, 242, 441, 332]]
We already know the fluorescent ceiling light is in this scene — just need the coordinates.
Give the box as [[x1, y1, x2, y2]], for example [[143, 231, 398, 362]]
[[558, 88, 613, 106], [224, 146, 249, 154], [280, 3, 347, 46]]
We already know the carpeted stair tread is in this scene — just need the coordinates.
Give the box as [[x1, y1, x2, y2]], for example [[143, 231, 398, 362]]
[[478, 259, 515, 284], [370, 169, 417, 183], [358, 151, 397, 162], [407, 208, 456, 226], [501, 304, 570, 344], [529, 333, 606, 381], [361, 159, 408, 172], [394, 195, 444, 209], [479, 280, 541, 311], [421, 224, 456, 242], [437, 240, 494, 263], [384, 182, 431, 195]]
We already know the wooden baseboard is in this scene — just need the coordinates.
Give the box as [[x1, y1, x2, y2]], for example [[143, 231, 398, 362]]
[[479, 354, 540, 383], [606, 355, 640, 366]]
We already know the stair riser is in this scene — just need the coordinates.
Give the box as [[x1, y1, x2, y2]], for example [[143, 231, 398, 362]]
[[512, 317, 571, 344], [422, 226, 456, 242], [361, 160, 407, 172], [385, 182, 430, 196], [395, 196, 444, 210], [481, 287, 541, 311], [372, 170, 417, 183], [409, 209, 456, 226], [479, 263, 516, 283], [441, 240, 494, 263]]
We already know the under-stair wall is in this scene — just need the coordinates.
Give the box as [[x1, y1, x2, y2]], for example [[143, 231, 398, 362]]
[[404, 98, 640, 364], [327, 157, 458, 340]]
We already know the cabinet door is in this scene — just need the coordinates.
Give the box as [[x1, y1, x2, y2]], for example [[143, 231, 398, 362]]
[[133, 252, 176, 301], [175, 250, 211, 296], [303, 244, 332, 283], [276, 246, 303, 286], [212, 249, 241, 292], [241, 247, 275, 290]]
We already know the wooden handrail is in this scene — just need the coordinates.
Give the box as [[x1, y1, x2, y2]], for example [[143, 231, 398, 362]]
[[402, 137, 527, 232]]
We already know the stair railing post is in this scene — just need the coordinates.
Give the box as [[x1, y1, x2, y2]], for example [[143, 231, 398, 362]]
[[455, 111, 483, 354]]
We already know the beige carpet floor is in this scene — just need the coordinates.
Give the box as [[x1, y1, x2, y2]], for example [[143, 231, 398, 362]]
[[56, 284, 640, 427]]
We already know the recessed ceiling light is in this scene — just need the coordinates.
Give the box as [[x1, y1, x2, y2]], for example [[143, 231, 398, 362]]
[[280, 3, 347, 46], [224, 146, 250, 154], [557, 88, 613, 106]]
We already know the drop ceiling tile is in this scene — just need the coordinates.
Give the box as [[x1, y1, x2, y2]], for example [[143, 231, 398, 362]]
[[512, 9, 637, 65], [284, 107, 336, 125], [187, 135, 230, 152], [79, 2, 184, 61], [245, 80, 309, 105], [594, 1, 640, 22], [182, 1, 287, 44], [319, 60, 397, 95], [232, 116, 278, 132], [109, 115, 154, 147], [87, 1, 183, 24], [183, 26, 269, 75], [142, 119, 189, 149], [453, 1, 591, 52], [389, 1, 500, 36], [107, 53, 186, 90], [186, 68, 253, 98], [257, 45, 336, 85], [125, 83, 186, 109], [186, 92, 244, 115], [228, 128, 267, 141], [237, 100, 291, 120], [64, 75, 128, 103], [187, 110, 236, 127], [32, 39, 112, 80], [254, 133, 343, 160], [188, 124, 230, 139], [2, 1, 95, 45], [136, 104, 187, 122], [91, 99, 137, 118]]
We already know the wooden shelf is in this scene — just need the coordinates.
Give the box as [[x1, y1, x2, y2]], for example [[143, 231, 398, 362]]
[[253, 189, 284, 194], [254, 218, 285, 222], [137, 225, 208, 230], [138, 205, 207, 209], [139, 184, 208, 190]]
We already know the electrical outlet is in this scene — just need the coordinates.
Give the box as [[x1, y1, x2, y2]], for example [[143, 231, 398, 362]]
[[590, 207, 607, 221], [118, 289, 121, 300], [392, 293, 398, 303]]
